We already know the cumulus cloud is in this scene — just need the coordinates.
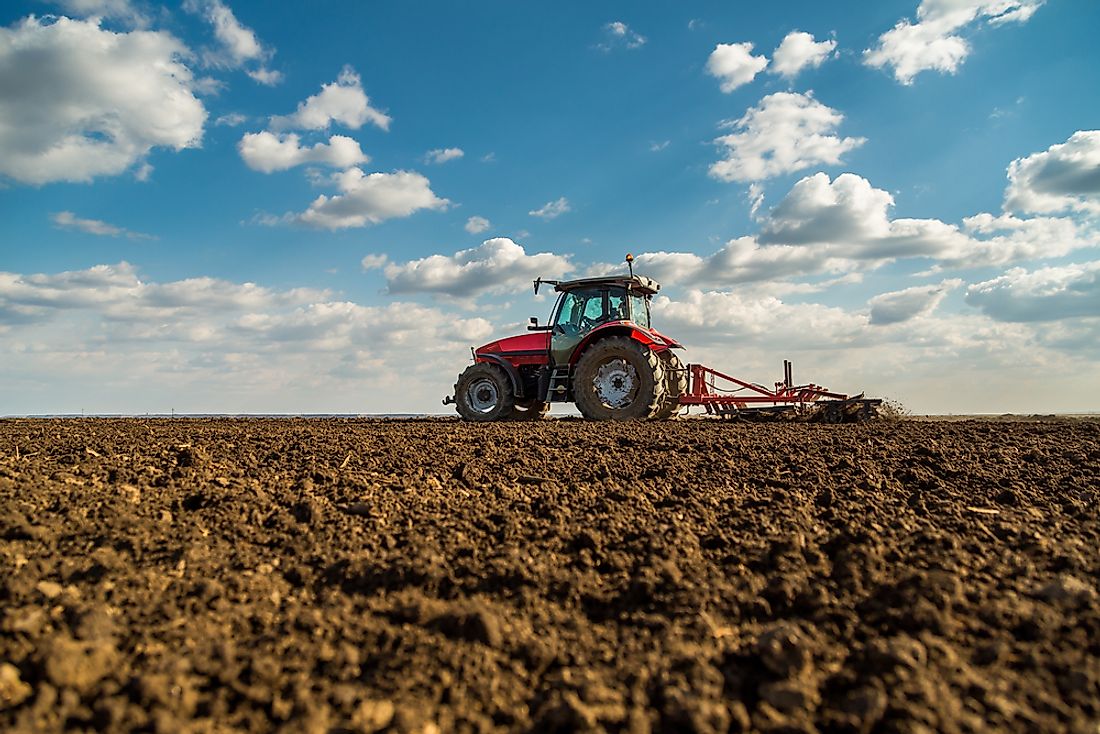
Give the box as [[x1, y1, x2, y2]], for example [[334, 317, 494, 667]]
[[966, 261, 1100, 322], [359, 254, 388, 270], [270, 66, 390, 132], [238, 131, 368, 173], [383, 238, 572, 298], [424, 148, 464, 165], [465, 216, 490, 234], [706, 42, 768, 92], [770, 31, 837, 79], [183, 0, 281, 84], [296, 168, 448, 230], [529, 197, 572, 220], [605, 173, 1098, 288], [215, 112, 248, 127], [865, 0, 1045, 84], [599, 21, 646, 51], [868, 280, 962, 325], [709, 92, 865, 182], [654, 289, 868, 349], [0, 16, 206, 185], [1005, 131, 1100, 215], [51, 211, 154, 240], [56, 0, 148, 26], [0, 261, 497, 413], [0, 262, 323, 326]]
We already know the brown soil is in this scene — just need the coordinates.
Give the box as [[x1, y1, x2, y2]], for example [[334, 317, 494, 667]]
[[1, 418, 1098, 733]]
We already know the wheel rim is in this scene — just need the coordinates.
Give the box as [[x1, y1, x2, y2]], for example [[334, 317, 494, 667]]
[[466, 378, 499, 413], [592, 358, 638, 408]]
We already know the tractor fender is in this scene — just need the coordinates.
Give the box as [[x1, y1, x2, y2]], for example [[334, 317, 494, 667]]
[[569, 323, 672, 366], [475, 354, 526, 398]]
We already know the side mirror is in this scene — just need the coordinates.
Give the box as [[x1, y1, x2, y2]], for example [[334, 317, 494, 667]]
[[528, 317, 551, 332]]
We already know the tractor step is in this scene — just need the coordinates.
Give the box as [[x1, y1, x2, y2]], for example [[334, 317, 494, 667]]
[[545, 365, 573, 403]]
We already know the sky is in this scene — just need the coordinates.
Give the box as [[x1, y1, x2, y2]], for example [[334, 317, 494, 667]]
[[1, 0, 1099, 415]]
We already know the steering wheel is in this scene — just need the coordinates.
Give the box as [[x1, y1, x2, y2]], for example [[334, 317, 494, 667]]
[[578, 315, 599, 331]]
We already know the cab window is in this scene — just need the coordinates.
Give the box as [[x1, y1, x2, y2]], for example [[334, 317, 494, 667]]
[[630, 294, 650, 328]]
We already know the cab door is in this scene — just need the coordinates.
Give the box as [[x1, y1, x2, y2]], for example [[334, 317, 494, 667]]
[[549, 288, 606, 366]]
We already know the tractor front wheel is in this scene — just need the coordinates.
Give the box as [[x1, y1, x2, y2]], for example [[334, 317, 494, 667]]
[[574, 337, 665, 421], [454, 363, 515, 421]]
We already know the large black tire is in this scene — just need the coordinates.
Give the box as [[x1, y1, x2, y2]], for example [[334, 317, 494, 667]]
[[510, 399, 550, 421], [654, 350, 687, 420], [454, 363, 515, 421], [573, 337, 665, 421]]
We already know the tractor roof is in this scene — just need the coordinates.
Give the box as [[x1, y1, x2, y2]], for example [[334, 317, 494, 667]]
[[542, 275, 661, 295]]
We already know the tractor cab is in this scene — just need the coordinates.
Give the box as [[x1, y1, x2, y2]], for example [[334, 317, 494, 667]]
[[532, 274, 663, 368]]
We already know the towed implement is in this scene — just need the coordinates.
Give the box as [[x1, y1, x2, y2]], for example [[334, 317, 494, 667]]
[[445, 256, 881, 422]]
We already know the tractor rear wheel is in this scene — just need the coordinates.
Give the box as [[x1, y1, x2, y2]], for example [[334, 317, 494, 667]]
[[654, 350, 687, 420], [574, 337, 665, 421], [510, 399, 550, 420], [454, 363, 515, 421]]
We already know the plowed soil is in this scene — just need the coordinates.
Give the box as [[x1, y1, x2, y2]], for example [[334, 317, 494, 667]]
[[1, 418, 1099, 733]]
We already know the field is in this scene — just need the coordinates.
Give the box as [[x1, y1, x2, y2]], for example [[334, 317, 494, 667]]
[[1, 417, 1098, 733]]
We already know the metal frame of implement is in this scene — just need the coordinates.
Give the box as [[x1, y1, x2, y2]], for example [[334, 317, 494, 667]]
[[678, 360, 881, 422]]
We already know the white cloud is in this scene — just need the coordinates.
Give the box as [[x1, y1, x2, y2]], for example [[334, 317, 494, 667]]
[[604, 173, 1098, 288], [705, 42, 768, 93], [246, 67, 283, 86], [383, 238, 572, 298], [770, 31, 837, 79], [183, 0, 281, 84], [238, 131, 368, 173], [51, 211, 154, 240], [654, 289, 868, 349], [868, 279, 962, 325], [864, 0, 1045, 84], [966, 261, 1100, 322], [270, 66, 390, 132], [0, 262, 498, 414], [529, 197, 571, 220], [215, 112, 248, 127], [296, 168, 448, 230], [0, 16, 206, 185], [599, 21, 646, 50], [1005, 131, 1100, 215], [424, 147, 464, 165], [709, 92, 865, 182], [649, 140, 670, 152], [465, 216, 491, 234], [56, 0, 148, 26], [360, 254, 388, 270]]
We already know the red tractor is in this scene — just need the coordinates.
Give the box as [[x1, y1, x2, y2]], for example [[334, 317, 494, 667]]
[[446, 258, 880, 422]]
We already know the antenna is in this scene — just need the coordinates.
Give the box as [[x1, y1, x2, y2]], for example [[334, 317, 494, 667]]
[[625, 253, 635, 279]]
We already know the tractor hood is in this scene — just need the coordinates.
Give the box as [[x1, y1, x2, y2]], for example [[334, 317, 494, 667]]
[[475, 331, 549, 356]]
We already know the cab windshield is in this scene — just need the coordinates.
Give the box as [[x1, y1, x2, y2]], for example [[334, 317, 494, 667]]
[[553, 287, 630, 334]]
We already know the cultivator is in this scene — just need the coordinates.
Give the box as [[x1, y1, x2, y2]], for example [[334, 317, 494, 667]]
[[680, 361, 881, 422]]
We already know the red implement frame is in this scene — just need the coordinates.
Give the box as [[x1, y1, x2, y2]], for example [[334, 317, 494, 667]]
[[680, 360, 876, 420]]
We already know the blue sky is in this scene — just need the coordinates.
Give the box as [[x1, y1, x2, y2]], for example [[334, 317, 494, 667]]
[[1, 0, 1098, 414]]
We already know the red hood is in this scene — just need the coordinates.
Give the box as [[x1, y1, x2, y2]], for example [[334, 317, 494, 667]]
[[475, 331, 549, 355]]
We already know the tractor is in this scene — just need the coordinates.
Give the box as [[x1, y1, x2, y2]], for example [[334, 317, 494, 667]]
[[445, 256, 880, 422]]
